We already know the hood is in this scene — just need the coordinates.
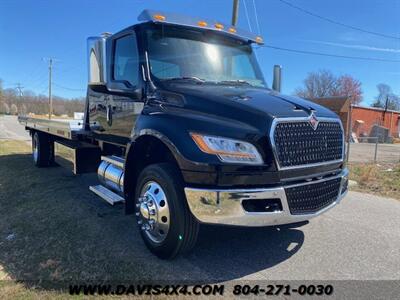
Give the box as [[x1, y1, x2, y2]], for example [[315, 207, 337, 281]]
[[161, 83, 339, 120]]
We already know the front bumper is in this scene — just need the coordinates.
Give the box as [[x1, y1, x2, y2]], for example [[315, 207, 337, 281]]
[[184, 168, 349, 227]]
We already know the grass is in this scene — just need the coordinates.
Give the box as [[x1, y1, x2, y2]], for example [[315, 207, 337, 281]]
[[0, 140, 31, 155], [349, 162, 400, 200], [1, 140, 310, 298], [1, 139, 398, 298], [0, 140, 160, 298]]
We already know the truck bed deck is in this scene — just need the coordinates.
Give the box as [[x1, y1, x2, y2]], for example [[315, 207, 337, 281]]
[[18, 116, 97, 140]]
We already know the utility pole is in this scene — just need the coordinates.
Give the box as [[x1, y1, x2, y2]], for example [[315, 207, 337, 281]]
[[232, 0, 239, 26], [43, 58, 54, 119], [48, 58, 53, 119], [382, 95, 389, 123]]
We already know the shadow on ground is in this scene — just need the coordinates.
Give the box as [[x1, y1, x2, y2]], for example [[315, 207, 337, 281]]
[[0, 154, 305, 290]]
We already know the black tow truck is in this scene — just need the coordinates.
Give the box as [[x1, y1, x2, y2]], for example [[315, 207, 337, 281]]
[[19, 10, 348, 259]]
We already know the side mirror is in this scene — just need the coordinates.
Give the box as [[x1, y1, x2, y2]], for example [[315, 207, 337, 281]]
[[272, 65, 282, 93]]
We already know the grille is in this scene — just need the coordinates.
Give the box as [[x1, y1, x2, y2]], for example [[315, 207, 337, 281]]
[[285, 177, 342, 215], [273, 120, 343, 168]]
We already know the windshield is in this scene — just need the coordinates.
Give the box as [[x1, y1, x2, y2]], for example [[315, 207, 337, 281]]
[[145, 25, 266, 87]]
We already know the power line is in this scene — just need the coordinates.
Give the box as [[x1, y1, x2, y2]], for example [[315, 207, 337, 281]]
[[277, 0, 400, 40], [241, 0, 253, 32], [53, 82, 86, 92], [38, 85, 49, 95], [260, 45, 400, 63]]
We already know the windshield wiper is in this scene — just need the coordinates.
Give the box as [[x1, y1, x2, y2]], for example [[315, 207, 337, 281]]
[[217, 79, 252, 85], [162, 76, 205, 83], [217, 80, 252, 86]]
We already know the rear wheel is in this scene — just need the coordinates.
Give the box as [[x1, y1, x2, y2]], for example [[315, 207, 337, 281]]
[[32, 131, 54, 167], [134, 163, 199, 259]]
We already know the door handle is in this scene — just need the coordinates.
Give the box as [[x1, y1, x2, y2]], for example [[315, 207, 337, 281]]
[[106, 105, 113, 126]]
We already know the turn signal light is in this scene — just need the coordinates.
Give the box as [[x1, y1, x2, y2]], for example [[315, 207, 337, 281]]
[[198, 21, 208, 27], [215, 23, 224, 30], [228, 27, 237, 33], [153, 14, 166, 21], [256, 36, 264, 44]]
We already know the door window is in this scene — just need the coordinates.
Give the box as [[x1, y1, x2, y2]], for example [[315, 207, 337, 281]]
[[113, 34, 139, 86]]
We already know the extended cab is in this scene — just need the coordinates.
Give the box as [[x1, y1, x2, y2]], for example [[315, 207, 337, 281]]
[[19, 10, 348, 259]]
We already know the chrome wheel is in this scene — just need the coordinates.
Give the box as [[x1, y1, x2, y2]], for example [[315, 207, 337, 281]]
[[136, 181, 170, 244], [32, 134, 39, 163]]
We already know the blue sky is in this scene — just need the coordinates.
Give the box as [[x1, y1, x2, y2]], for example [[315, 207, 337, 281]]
[[0, 0, 399, 105]]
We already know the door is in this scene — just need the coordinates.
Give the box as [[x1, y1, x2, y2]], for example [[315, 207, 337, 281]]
[[89, 31, 143, 144]]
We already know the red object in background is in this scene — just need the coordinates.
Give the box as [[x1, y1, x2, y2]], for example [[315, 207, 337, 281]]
[[352, 106, 400, 138]]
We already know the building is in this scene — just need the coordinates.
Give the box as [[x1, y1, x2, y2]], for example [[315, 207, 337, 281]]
[[351, 105, 400, 138], [310, 97, 400, 140]]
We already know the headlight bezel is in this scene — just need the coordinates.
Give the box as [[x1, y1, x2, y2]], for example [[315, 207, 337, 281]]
[[190, 133, 264, 165]]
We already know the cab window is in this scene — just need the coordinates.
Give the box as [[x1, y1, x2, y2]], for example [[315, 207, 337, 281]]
[[113, 34, 139, 86]]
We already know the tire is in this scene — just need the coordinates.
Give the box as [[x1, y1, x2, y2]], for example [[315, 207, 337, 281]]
[[134, 163, 199, 259], [32, 131, 54, 167]]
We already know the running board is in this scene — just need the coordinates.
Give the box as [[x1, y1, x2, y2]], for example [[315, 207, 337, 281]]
[[89, 185, 124, 205]]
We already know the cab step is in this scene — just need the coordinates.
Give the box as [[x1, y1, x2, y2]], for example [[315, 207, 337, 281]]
[[89, 184, 125, 205]]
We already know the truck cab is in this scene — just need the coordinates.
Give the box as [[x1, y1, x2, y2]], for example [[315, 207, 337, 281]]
[[21, 10, 348, 259]]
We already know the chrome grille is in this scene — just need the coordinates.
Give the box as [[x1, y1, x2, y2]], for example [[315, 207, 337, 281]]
[[285, 177, 342, 215], [272, 119, 343, 169]]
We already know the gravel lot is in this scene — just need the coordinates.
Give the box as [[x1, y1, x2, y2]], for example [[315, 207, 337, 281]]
[[348, 143, 400, 163], [0, 115, 30, 140]]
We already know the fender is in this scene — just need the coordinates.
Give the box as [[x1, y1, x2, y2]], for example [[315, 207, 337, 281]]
[[123, 128, 217, 214]]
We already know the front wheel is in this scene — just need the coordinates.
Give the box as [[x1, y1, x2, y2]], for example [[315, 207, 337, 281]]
[[134, 163, 199, 259]]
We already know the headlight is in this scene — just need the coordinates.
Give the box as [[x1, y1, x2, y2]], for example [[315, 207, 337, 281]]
[[191, 133, 263, 165]]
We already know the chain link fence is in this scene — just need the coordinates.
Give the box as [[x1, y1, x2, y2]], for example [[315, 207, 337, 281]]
[[347, 137, 400, 163]]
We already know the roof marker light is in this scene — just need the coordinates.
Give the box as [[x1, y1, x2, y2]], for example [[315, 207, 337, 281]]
[[256, 36, 264, 44], [153, 14, 166, 21], [198, 21, 208, 27], [228, 27, 237, 33], [215, 23, 224, 30]]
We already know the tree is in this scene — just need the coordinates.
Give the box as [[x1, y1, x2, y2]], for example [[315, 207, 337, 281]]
[[371, 84, 399, 110], [10, 104, 18, 115], [20, 104, 27, 115], [0, 102, 10, 114], [0, 78, 3, 102], [295, 70, 338, 99], [336, 75, 362, 105], [295, 70, 363, 104]]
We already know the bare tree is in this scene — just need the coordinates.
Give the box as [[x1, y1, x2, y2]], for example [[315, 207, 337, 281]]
[[295, 70, 363, 104], [295, 70, 338, 99], [0, 82, 85, 117], [20, 104, 27, 115], [0, 102, 10, 114], [0, 79, 4, 105], [336, 75, 363, 104], [10, 104, 18, 115], [371, 84, 399, 110]]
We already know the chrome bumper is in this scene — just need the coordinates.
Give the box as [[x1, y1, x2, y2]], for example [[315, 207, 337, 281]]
[[184, 169, 349, 227]]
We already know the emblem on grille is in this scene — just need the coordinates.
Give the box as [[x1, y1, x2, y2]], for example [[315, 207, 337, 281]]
[[309, 112, 319, 130]]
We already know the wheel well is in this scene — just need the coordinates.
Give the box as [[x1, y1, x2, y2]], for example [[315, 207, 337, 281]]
[[124, 135, 181, 214]]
